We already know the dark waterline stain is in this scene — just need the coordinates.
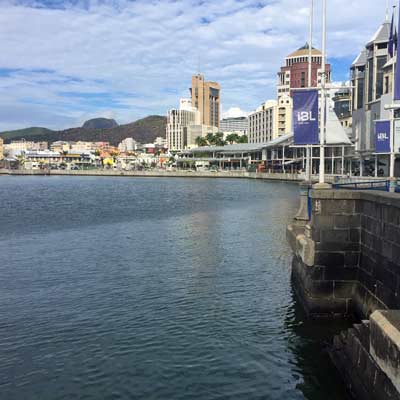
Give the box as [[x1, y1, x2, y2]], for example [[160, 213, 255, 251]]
[[0, 176, 349, 400]]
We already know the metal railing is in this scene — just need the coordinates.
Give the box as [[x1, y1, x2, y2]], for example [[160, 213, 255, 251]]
[[332, 180, 400, 192]]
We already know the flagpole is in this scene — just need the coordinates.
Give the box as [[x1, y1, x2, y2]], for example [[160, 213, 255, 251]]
[[308, 0, 313, 88], [387, 0, 390, 22], [318, 0, 327, 185], [390, 5, 397, 191], [306, 0, 314, 182]]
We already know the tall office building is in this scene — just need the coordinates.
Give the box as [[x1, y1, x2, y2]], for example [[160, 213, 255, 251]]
[[190, 74, 221, 128]]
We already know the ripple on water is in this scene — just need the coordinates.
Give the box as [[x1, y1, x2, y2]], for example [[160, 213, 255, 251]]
[[0, 177, 349, 400]]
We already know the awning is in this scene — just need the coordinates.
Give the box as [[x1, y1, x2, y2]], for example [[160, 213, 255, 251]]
[[325, 104, 352, 145]]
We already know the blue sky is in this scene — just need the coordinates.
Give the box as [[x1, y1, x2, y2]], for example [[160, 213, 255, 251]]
[[0, 0, 395, 131]]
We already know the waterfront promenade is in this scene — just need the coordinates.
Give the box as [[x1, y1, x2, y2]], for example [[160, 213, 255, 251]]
[[0, 168, 388, 184], [0, 168, 305, 181]]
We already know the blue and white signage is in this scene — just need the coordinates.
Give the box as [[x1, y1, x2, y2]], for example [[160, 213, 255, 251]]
[[293, 89, 319, 145], [375, 120, 391, 153]]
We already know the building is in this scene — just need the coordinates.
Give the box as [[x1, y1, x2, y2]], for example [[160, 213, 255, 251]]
[[248, 100, 277, 144], [118, 138, 140, 153], [350, 19, 396, 175], [248, 95, 292, 144], [186, 125, 218, 149], [190, 74, 221, 128], [153, 137, 167, 148], [0, 137, 3, 161], [70, 141, 102, 153], [277, 43, 331, 98], [50, 141, 71, 153], [276, 95, 293, 137], [166, 99, 201, 151], [333, 87, 352, 130], [4, 140, 48, 157], [177, 128, 352, 174], [23, 150, 61, 169], [220, 117, 248, 135]]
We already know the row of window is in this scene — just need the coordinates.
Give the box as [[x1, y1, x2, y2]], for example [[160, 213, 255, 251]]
[[285, 56, 322, 66]]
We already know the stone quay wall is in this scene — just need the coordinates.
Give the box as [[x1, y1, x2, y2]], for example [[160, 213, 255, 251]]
[[0, 168, 303, 181], [288, 189, 400, 318], [287, 188, 400, 400]]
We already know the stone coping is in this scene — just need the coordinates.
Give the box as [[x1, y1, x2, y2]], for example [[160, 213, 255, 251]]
[[310, 189, 400, 208], [370, 310, 400, 394]]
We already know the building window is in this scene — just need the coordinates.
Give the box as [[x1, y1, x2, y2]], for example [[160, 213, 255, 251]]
[[376, 56, 387, 99], [384, 76, 389, 94], [367, 58, 374, 102]]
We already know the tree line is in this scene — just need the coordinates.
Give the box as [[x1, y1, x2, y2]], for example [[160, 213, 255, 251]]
[[194, 132, 248, 147]]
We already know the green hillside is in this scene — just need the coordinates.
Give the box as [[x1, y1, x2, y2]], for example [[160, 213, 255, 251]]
[[0, 127, 55, 141], [0, 115, 166, 146]]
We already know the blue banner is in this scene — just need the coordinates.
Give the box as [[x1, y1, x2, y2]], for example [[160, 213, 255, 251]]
[[389, 11, 395, 58], [375, 120, 391, 153], [293, 89, 319, 145]]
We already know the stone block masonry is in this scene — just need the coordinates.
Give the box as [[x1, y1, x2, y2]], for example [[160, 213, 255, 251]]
[[287, 188, 400, 400], [288, 189, 400, 318]]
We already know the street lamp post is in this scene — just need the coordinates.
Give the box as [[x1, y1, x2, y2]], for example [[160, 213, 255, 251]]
[[314, 0, 331, 189]]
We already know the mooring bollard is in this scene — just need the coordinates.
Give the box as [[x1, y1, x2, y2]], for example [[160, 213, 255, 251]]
[[294, 181, 312, 223]]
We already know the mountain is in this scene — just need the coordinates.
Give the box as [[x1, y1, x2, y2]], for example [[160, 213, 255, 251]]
[[0, 115, 166, 146], [0, 127, 55, 141], [82, 118, 118, 130]]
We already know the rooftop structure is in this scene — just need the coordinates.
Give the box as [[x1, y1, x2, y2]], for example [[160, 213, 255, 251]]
[[278, 42, 331, 97]]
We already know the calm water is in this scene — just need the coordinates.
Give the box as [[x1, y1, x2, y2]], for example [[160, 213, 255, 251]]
[[0, 176, 348, 400]]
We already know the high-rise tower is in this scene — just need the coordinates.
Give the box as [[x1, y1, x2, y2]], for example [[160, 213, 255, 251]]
[[190, 74, 221, 128]]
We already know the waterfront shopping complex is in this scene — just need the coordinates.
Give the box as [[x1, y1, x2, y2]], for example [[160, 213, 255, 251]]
[[0, 9, 399, 179]]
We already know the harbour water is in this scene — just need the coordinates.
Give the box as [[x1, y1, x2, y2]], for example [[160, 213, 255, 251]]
[[0, 176, 349, 400]]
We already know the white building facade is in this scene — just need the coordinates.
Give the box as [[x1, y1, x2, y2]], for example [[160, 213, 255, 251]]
[[118, 138, 140, 152], [166, 99, 201, 151], [248, 100, 278, 143], [220, 117, 248, 135], [186, 125, 218, 149]]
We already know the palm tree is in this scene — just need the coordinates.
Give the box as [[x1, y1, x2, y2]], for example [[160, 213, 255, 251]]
[[195, 136, 208, 147], [206, 132, 215, 145], [238, 135, 248, 144], [225, 133, 240, 144], [213, 132, 226, 146]]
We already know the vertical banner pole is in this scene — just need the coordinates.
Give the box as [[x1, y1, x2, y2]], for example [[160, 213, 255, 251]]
[[306, 0, 314, 182], [391, 63, 395, 183], [390, 4, 399, 191], [318, 0, 327, 185]]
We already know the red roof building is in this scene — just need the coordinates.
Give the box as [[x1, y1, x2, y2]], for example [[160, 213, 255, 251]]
[[277, 43, 331, 98]]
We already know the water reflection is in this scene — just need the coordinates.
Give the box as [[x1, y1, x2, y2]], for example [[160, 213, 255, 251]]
[[0, 176, 349, 400], [284, 292, 352, 400]]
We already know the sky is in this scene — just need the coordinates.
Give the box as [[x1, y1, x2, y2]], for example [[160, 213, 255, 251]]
[[0, 0, 395, 131]]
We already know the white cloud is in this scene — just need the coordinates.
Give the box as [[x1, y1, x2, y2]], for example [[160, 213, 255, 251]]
[[222, 107, 249, 119], [0, 0, 394, 131]]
